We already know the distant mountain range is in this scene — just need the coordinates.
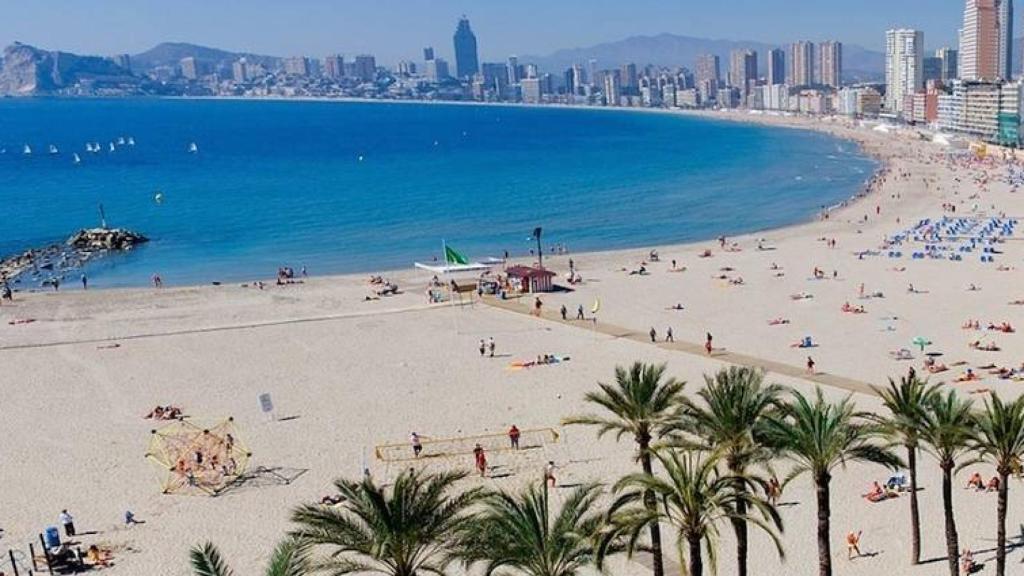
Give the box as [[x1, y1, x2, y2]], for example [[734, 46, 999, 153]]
[[131, 42, 280, 74], [522, 33, 885, 83]]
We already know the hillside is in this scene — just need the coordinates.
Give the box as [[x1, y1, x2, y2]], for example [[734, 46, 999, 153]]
[[132, 42, 280, 73], [0, 42, 139, 95]]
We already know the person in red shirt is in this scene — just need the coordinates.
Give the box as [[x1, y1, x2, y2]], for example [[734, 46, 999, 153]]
[[473, 444, 487, 477], [508, 425, 521, 450]]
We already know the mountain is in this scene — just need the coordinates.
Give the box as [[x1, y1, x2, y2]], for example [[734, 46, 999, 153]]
[[132, 42, 280, 74], [524, 33, 885, 83], [0, 42, 139, 95]]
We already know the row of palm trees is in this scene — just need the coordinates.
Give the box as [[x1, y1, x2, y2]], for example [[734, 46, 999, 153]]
[[189, 362, 1024, 576]]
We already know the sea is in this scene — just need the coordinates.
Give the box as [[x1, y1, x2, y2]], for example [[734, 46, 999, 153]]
[[0, 98, 877, 288]]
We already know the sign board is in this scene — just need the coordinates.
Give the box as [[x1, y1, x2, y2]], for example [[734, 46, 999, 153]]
[[258, 393, 274, 414]]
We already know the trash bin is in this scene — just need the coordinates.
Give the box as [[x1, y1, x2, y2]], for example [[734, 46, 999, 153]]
[[44, 525, 61, 548]]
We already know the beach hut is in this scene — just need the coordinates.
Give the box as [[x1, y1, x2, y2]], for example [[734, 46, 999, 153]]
[[505, 265, 556, 293]]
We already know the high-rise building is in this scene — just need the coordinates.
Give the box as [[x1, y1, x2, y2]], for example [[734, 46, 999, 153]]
[[397, 61, 416, 76], [788, 41, 815, 86], [453, 16, 479, 79], [323, 55, 345, 79], [425, 58, 450, 82], [767, 48, 786, 85], [923, 57, 944, 83], [603, 71, 621, 106], [232, 58, 248, 83], [482, 63, 509, 93], [521, 77, 542, 104], [353, 55, 377, 82], [936, 47, 960, 82], [507, 56, 519, 84], [112, 54, 131, 73], [423, 47, 435, 62], [587, 59, 598, 87], [886, 29, 924, 114], [961, 0, 1000, 80], [284, 56, 310, 77], [572, 63, 586, 95], [728, 49, 757, 90], [818, 41, 842, 88], [621, 63, 639, 94], [179, 57, 199, 80], [997, 0, 1014, 80], [694, 53, 721, 100]]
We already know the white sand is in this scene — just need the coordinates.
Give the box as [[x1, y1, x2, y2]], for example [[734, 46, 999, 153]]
[[1, 111, 1022, 575]]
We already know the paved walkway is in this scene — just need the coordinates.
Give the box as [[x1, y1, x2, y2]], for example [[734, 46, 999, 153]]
[[483, 296, 879, 397]]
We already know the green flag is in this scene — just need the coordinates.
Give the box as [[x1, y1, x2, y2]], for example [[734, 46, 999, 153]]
[[445, 244, 469, 265]]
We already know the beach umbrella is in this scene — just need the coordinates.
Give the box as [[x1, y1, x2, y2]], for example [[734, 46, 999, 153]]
[[912, 336, 931, 352]]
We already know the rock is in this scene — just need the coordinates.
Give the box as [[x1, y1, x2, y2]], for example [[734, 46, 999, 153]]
[[66, 228, 148, 252]]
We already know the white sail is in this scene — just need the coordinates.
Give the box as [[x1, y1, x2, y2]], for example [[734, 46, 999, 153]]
[[188, 142, 199, 153], [48, 144, 58, 155], [73, 153, 82, 164], [23, 144, 31, 155]]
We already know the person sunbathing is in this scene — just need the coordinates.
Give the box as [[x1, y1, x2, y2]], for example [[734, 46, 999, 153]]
[[960, 548, 975, 575], [86, 545, 111, 567], [926, 363, 948, 374], [966, 472, 984, 490], [790, 292, 813, 300], [962, 320, 979, 330], [698, 249, 713, 258], [986, 476, 1001, 492], [320, 494, 344, 505], [768, 318, 790, 325], [863, 481, 894, 502]]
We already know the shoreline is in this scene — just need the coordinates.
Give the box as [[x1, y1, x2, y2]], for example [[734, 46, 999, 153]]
[[1, 100, 884, 294]]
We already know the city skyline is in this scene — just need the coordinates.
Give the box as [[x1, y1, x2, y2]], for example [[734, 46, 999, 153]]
[[0, 0, 966, 64]]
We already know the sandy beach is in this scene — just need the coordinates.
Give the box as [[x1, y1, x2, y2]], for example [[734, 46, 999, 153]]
[[2, 109, 1024, 575]]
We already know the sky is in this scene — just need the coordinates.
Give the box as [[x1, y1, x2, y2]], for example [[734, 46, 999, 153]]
[[0, 1, 965, 63]]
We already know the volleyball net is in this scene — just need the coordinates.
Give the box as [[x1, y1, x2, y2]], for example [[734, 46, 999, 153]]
[[375, 427, 560, 463]]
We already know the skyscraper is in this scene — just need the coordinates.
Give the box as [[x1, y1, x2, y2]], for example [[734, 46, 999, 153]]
[[886, 29, 924, 114], [323, 55, 345, 79], [603, 71, 621, 106], [507, 55, 519, 84], [818, 41, 842, 88], [936, 47, 960, 82], [997, 0, 1013, 79], [621, 63, 639, 94], [728, 49, 757, 104], [788, 41, 815, 86], [353, 55, 377, 82], [423, 47, 435, 62], [923, 57, 944, 83], [453, 16, 479, 79], [179, 57, 199, 80], [694, 54, 721, 92], [767, 48, 786, 85], [961, 0, 1000, 80]]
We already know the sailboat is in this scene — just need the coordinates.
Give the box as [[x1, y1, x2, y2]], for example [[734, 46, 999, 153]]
[[187, 142, 199, 154], [48, 144, 59, 155], [117, 136, 126, 145], [109, 142, 116, 152], [73, 153, 82, 165], [127, 136, 136, 146], [23, 144, 32, 155]]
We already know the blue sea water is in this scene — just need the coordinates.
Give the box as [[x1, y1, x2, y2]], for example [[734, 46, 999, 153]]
[[0, 99, 876, 288]]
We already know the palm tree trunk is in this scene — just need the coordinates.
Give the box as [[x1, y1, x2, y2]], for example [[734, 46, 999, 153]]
[[908, 445, 921, 565], [995, 472, 1009, 576], [941, 463, 959, 576], [688, 534, 703, 576], [732, 499, 749, 576], [815, 473, 832, 576], [639, 444, 665, 576]]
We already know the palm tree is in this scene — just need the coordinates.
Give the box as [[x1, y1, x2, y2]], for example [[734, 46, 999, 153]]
[[289, 469, 484, 576], [918, 389, 975, 576], [678, 366, 784, 576], [190, 540, 308, 576], [870, 373, 940, 565], [762, 387, 901, 576], [599, 449, 783, 576], [563, 362, 686, 576], [970, 394, 1024, 576], [457, 482, 622, 576]]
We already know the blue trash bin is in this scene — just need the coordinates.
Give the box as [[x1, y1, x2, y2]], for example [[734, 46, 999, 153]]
[[44, 525, 61, 548]]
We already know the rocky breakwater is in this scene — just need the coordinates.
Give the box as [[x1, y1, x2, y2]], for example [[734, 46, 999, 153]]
[[1, 228, 148, 289]]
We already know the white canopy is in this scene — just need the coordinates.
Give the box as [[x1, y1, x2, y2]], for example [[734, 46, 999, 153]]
[[414, 262, 494, 275]]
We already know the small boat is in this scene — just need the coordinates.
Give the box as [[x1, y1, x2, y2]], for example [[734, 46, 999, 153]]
[[48, 144, 58, 155], [109, 142, 116, 152], [73, 153, 81, 164], [23, 144, 31, 155], [117, 137, 126, 145], [127, 137, 135, 146], [187, 142, 199, 154]]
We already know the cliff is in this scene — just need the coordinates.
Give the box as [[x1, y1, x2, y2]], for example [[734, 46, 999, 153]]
[[0, 42, 141, 95]]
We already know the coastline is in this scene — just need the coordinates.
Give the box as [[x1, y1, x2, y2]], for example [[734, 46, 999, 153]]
[[1, 99, 883, 294]]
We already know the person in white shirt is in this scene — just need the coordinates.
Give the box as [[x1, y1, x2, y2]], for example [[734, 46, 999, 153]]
[[59, 509, 75, 537]]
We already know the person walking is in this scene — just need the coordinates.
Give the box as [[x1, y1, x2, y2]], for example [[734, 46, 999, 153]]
[[410, 432, 423, 458], [846, 530, 862, 559], [705, 332, 713, 355], [576, 304, 584, 320], [59, 509, 76, 537], [649, 327, 657, 342], [473, 444, 487, 477], [508, 425, 521, 450], [487, 337, 495, 358], [479, 339, 486, 357], [665, 327, 674, 342], [807, 356, 816, 374], [560, 304, 567, 320], [544, 461, 557, 487], [81, 274, 88, 290], [533, 297, 543, 316]]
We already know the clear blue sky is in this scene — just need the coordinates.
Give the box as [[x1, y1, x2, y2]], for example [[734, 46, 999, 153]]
[[1, 0, 963, 62]]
